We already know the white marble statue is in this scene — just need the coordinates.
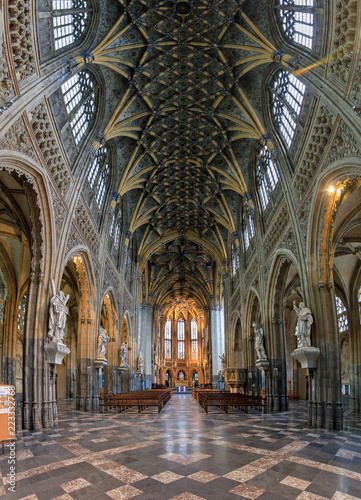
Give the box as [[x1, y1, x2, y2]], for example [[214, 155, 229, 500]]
[[253, 322, 267, 360], [48, 278, 70, 343], [219, 353, 227, 372], [97, 326, 110, 360], [120, 342, 129, 368], [293, 301, 313, 348], [138, 350, 144, 372]]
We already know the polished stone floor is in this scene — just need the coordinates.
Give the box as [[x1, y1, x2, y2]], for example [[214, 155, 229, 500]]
[[1, 395, 361, 500]]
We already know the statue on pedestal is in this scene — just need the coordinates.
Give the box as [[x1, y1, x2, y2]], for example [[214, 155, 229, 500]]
[[120, 342, 129, 368], [48, 279, 69, 343], [138, 350, 144, 373], [293, 301, 313, 348], [96, 326, 110, 360], [219, 353, 226, 372], [253, 322, 267, 360]]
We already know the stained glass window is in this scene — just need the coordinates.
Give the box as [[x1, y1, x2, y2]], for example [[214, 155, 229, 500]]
[[276, 0, 314, 50], [17, 294, 27, 333], [191, 318, 198, 359], [0, 298, 5, 323], [335, 296, 348, 333], [358, 285, 361, 324], [177, 318, 185, 359], [53, 0, 88, 51], [165, 318, 171, 359]]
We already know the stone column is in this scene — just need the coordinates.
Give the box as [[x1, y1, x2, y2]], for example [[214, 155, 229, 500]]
[[210, 307, 225, 385]]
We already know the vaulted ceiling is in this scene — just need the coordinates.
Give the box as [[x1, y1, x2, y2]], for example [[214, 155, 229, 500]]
[[77, 0, 295, 312]]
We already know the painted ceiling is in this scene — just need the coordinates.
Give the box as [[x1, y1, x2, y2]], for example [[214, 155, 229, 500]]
[[77, 0, 295, 313]]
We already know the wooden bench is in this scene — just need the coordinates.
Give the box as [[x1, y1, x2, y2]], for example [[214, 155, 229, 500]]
[[100, 389, 172, 414], [196, 391, 266, 414]]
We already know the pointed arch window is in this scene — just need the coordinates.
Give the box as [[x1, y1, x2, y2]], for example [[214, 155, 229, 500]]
[[165, 318, 172, 359], [275, 0, 314, 50], [17, 294, 27, 333], [108, 204, 122, 263], [257, 147, 280, 210], [271, 71, 306, 148], [335, 296, 349, 333], [191, 318, 198, 359], [242, 198, 255, 251], [52, 0, 89, 51], [61, 71, 97, 145], [231, 243, 240, 276], [177, 318, 185, 359], [87, 147, 110, 209]]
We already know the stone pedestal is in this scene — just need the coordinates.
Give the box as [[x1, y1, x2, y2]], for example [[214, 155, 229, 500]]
[[93, 359, 107, 410], [291, 347, 320, 369], [255, 358, 269, 371], [224, 368, 247, 393], [44, 340, 70, 365], [94, 359, 108, 369]]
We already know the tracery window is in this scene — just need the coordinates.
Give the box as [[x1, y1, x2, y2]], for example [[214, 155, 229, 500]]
[[191, 318, 198, 359], [275, 0, 314, 50], [242, 198, 255, 251], [52, 0, 89, 51], [61, 71, 96, 145], [256, 147, 280, 210], [231, 243, 240, 277], [177, 318, 185, 359], [17, 294, 27, 333], [335, 296, 348, 333], [87, 147, 110, 209], [0, 299, 5, 324], [271, 71, 306, 148], [165, 318, 171, 359]]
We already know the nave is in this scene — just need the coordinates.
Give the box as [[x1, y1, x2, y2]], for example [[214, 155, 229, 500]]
[[1, 396, 361, 500]]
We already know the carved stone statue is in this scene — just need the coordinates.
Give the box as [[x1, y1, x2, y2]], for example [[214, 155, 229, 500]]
[[48, 279, 70, 343], [293, 301, 313, 348], [120, 342, 129, 368], [138, 350, 144, 373], [219, 353, 226, 372], [97, 326, 110, 360], [253, 322, 267, 360]]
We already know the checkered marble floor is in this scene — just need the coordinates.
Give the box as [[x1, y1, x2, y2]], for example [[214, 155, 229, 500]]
[[1, 395, 361, 500]]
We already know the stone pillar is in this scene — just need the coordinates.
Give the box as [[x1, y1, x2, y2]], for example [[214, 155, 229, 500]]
[[313, 281, 343, 430], [210, 307, 225, 385], [138, 305, 153, 389]]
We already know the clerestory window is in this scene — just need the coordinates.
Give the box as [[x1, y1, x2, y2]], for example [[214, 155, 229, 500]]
[[275, 0, 314, 50], [271, 71, 306, 148], [52, 0, 89, 51], [256, 147, 280, 210], [61, 71, 96, 145], [87, 147, 110, 209], [242, 198, 255, 251]]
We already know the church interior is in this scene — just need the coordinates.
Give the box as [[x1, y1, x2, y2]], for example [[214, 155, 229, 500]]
[[1, 0, 361, 498]]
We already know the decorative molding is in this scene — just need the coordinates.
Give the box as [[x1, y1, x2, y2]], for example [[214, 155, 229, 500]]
[[0, 116, 37, 161]]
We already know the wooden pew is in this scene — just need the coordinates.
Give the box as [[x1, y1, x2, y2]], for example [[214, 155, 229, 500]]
[[100, 389, 172, 414]]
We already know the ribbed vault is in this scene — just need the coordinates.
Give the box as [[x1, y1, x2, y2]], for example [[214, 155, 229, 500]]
[[75, 0, 297, 313]]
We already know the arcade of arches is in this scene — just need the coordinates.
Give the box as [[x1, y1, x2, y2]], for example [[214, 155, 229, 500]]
[[1, 0, 361, 439]]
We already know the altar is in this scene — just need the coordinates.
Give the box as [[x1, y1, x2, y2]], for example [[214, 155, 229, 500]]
[[175, 381, 188, 392]]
